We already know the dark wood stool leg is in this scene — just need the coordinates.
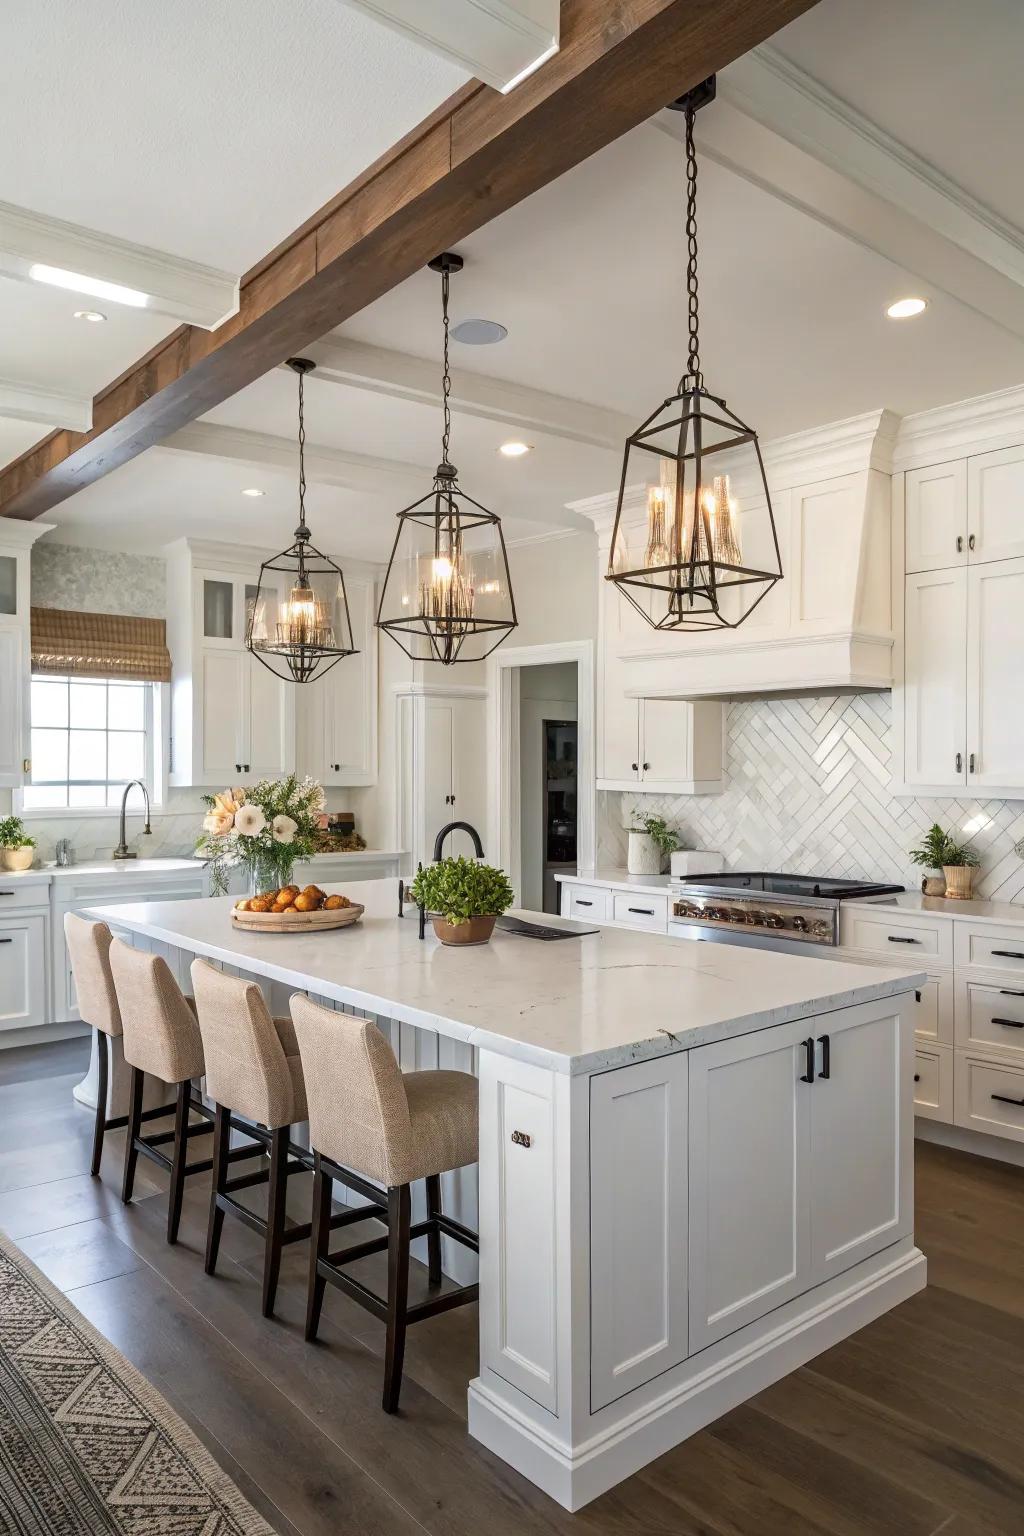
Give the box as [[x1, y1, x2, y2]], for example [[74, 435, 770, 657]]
[[90, 1029, 109, 1178], [166, 1080, 191, 1245], [262, 1126, 290, 1319], [305, 1153, 332, 1342], [121, 1066, 144, 1204], [425, 1173, 442, 1287], [205, 1103, 231, 1275], [382, 1184, 411, 1414]]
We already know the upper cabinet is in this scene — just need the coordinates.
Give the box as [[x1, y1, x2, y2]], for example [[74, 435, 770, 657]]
[[905, 461, 968, 571], [968, 446, 1024, 564], [906, 444, 1024, 572], [0, 520, 54, 789], [296, 571, 378, 788]]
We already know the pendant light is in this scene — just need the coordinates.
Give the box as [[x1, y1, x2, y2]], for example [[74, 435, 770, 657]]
[[376, 253, 517, 665], [607, 77, 782, 632], [245, 358, 358, 684]]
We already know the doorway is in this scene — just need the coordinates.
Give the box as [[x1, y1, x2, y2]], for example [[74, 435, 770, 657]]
[[518, 663, 578, 913]]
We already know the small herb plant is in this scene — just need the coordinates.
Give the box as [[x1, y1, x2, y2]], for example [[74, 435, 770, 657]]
[[629, 814, 682, 857], [410, 857, 515, 926], [0, 816, 35, 850], [909, 823, 980, 870]]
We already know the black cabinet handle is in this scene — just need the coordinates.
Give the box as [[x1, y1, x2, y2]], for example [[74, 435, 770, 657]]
[[915, 989, 922, 1002], [575, 899, 593, 907], [991, 1017, 1024, 1029], [0, 937, 11, 944], [914, 1073, 921, 1083], [631, 762, 639, 772], [969, 752, 976, 773], [969, 533, 976, 550], [235, 762, 240, 773], [642, 762, 650, 771], [800, 1037, 815, 1084], [888, 935, 919, 944], [993, 951, 1024, 960], [0, 892, 13, 897], [999, 988, 1024, 997], [955, 751, 963, 773], [991, 1093, 1024, 1108], [628, 906, 654, 916], [956, 535, 963, 553], [817, 1033, 830, 1080]]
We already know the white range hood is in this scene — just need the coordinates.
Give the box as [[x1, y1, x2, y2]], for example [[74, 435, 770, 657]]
[[574, 408, 899, 701]]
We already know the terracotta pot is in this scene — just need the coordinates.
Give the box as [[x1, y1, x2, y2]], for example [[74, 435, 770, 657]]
[[2, 846, 33, 871], [921, 874, 947, 897], [431, 914, 497, 946], [942, 864, 976, 900]]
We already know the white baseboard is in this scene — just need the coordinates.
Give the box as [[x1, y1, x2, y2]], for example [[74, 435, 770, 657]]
[[915, 1117, 1024, 1168], [0, 1021, 88, 1052], [468, 1245, 926, 1511]]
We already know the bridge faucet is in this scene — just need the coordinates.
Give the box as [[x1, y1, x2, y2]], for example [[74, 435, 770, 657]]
[[111, 780, 152, 861]]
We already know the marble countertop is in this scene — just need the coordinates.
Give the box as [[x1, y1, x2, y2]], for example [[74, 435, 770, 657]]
[[843, 891, 1024, 927], [48, 858, 204, 878], [555, 868, 674, 899], [86, 877, 923, 1075]]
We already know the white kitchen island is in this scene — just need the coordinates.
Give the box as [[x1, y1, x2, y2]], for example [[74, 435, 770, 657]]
[[86, 878, 926, 1511]]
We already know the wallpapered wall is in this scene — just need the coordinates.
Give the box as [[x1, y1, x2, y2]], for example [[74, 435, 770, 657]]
[[599, 692, 1024, 905], [31, 542, 166, 617]]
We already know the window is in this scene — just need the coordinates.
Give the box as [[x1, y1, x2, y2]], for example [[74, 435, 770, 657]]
[[24, 675, 154, 810]]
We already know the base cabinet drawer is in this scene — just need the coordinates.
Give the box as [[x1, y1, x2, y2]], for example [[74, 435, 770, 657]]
[[611, 892, 669, 932], [913, 1045, 953, 1122], [954, 1052, 1024, 1144], [840, 910, 952, 964], [955, 923, 1024, 974], [955, 979, 1024, 1057], [562, 885, 610, 923]]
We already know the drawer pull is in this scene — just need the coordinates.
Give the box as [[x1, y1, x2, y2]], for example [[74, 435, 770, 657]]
[[510, 1130, 532, 1149], [991, 1017, 1024, 1029], [999, 989, 1024, 998], [887, 935, 919, 944], [0, 891, 14, 897], [575, 899, 593, 907], [628, 906, 654, 916], [913, 1073, 921, 1083], [0, 938, 11, 944], [915, 990, 922, 1003], [992, 950, 1024, 960], [991, 1093, 1024, 1109]]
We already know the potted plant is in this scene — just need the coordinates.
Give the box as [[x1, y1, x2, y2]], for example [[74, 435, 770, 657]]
[[194, 776, 324, 895], [626, 813, 681, 876], [909, 824, 981, 900], [410, 856, 515, 946], [0, 816, 36, 872]]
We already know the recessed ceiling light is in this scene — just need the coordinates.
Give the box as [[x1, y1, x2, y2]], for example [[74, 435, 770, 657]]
[[886, 297, 928, 319], [499, 441, 532, 457], [73, 309, 107, 323], [451, 317, 508, 345], [241, 487, 266, 497], [29, 263, 149, 308]]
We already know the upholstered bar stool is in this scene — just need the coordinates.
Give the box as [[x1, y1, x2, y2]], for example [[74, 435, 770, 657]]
[[190, 959, 318, 1318], [290, 994, 480, 1413], [109, 939, 216, 1244], [64, 915, 130, 1178]]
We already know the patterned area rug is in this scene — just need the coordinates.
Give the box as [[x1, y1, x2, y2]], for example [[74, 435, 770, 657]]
[[0, 1228, 277, 1536]]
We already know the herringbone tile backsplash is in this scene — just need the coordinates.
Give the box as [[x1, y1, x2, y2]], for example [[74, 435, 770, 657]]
[[601, 693, 1024, 904]]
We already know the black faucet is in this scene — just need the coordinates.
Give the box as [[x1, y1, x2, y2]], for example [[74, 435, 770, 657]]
[[418, 821, 485, 939]]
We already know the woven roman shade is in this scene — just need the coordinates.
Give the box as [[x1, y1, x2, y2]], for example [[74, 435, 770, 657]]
[[31, 607, 171, 683]]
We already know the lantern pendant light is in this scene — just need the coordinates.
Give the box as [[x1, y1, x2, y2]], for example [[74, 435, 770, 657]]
[[245, 358, 358, 683], [376, 252, 517, 665], [607, 77, 782, 632]]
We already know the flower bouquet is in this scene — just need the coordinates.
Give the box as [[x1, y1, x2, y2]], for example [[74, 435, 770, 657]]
[[195, 775, 324, 896]]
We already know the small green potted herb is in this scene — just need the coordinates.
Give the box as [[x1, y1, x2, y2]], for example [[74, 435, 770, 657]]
[[0, 816, 36, 872], [909, 823, 980, 899], [626, 813, 681, 875], [410, 856, 515, 946]]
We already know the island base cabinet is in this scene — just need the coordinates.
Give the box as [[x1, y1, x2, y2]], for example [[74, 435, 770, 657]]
[[0, 915, 46, 1031]]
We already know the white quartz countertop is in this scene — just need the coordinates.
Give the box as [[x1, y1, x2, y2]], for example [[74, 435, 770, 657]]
[[49, 858, 204, 878], [844, 891, 1024, 927], [555, 869, 674, 899], [86, 878, 923, 1075]]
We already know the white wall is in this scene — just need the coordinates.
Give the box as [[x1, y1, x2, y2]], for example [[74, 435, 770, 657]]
[[505, 531, 598, 648]]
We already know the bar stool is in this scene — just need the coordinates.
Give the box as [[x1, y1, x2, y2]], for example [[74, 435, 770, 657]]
[[290, 994, 480, 1413], [109, 939, 216, 1244], [64, 915, 128, 1178], [190, 959, 316, 1318]]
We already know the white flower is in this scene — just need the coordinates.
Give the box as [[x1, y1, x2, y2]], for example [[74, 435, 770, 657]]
[[202, 811, 234, 836], [272, 814, 297, 845], [234, 804, 266, 838]]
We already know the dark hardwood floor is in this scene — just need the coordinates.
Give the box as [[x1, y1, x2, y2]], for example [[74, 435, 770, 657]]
[[2, 1036, 1023, 1535]]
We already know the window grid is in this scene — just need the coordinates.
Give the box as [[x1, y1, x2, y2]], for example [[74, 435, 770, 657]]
[[26, 676, 153, 811]]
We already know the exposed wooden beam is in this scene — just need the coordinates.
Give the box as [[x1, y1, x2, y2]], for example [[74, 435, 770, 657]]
[[306, 336, 633, 450], [0, 378, 92, 433], [0, 0, 819, 522]]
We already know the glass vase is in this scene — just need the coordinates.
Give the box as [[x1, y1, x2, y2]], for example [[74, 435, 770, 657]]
[[247, 851, 294, 896]]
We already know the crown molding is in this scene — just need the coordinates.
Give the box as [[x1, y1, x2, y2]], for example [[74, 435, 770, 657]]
[[0, 377, 91, 433], [892, 382, 1024, 469], [0, 201, 238, 329], [0, 518, 55, 550]]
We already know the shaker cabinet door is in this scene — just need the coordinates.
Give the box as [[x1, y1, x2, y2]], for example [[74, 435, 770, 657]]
[[903, 568, 967, 788], [905, 461, 967, 572], [200, 650, 246, 782], [967, 445, 1024, 564], [966, 558, 1024, 791]]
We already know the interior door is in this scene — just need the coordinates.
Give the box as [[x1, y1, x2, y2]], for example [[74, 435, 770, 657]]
[[903, 567, 967, 787], [640, 698, 689, 785], [967, 557, 1024, 790], [967, 446, 1024, 564], [688, 1018, 812, 1352], [200, 649, 246, 782], [905, 461, 967, 573], [809, 1001, 912, 1282]]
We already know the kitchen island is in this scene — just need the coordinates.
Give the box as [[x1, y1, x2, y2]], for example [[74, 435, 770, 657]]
[[87, 877, 926, 1510]]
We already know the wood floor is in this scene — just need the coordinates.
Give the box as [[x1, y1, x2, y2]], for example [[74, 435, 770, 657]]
[[3, 1038, 1023, 1536]]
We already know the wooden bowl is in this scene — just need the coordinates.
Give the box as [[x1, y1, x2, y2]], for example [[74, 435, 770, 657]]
[[231, 902, 364, 932]]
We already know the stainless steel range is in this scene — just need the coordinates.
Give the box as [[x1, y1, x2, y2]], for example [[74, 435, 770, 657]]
[[670, 872, 905, 956]]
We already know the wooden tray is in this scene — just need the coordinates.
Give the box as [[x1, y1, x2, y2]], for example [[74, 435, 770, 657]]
[[231, 903, 364, 932]]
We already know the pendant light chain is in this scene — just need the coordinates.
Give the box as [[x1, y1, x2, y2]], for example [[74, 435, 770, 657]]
[[296, 364, 308, 528], [685, 100, 701, 385], [439, 263, 453, 472]]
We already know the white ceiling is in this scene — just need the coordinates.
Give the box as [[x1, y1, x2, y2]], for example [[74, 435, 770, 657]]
[[10, 0, 1024, 563]]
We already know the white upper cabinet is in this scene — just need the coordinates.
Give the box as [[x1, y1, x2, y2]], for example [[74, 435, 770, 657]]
[[0, 521, 52, 789], [966, 558, 1024, 790], [903, 568, 967, 788], [297, 573, 378, 788], [967, 445, 1024, 564], [905, 461, 967, 572]]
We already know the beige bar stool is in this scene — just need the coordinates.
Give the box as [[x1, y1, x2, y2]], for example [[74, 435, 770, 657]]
[[109, 939, 216, 1244], [190, 959, 318, 1318], [291, 994, 480, 1414], [64, 915, 132, 1179]]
